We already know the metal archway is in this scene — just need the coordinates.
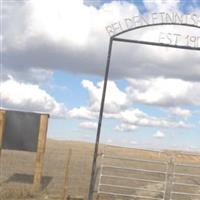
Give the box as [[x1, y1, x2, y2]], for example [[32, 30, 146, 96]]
[[88, 22, 200, 200]]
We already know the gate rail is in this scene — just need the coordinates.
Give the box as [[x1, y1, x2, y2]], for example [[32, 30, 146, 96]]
[[96, 154, 200, 200], [170, 162, 200, 200], [97, 154, 168, 200]]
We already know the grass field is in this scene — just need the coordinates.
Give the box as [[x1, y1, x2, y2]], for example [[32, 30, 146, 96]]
[[0, 139, 200, 200]]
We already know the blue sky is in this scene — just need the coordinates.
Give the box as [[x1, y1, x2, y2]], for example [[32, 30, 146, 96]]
[[1, 0, 200, 151]]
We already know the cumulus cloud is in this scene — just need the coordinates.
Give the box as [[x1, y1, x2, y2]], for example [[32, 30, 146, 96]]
[[68, 80, 129, 119], [169, 107, 192, 119], [79, 121, 97, 129], [2, 0, 139, 82], [2, 0, 200, 84], [69, 79, 193, 130], [82, 80, 129, 113], [153, 130, 165, 139], [115, 123, 138, 132], [120, 108, 191, 128], [3, 67, 54, 84], [0, 77, 67, 117], [68, 106, 97, 120], [130, 140, 137, 145], [127, 77, 200, 107]]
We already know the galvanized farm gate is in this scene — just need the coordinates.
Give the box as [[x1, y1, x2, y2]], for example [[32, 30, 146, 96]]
[[171, 161, 200, 200], [95, 153, 200, 200]]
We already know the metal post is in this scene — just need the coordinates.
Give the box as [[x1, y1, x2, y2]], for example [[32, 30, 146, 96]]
[[164, 156, 175, 200], [88, 38, 113, 200]]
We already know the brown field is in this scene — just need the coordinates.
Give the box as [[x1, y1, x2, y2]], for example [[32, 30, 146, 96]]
[[0, 139, 200, 200]]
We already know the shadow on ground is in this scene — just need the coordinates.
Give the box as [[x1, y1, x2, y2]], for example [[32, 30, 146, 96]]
[[4, 173, 52, 189]]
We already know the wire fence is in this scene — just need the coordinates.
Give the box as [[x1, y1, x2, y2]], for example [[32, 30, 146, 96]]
[[0, 141, 200, 200], [0, 140, 94, 200]]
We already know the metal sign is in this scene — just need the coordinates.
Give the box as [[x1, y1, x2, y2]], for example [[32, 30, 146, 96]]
[[2, 110, 40, 152], [88, 15, 200, 200], [105, 12, 200, 37]]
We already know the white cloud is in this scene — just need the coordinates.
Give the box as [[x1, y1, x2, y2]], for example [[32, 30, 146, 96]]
[[79, 121, 97, 129], [0, 77, 67, 117], [68, 80, 129, 123], [69, 80, 194, 131], [120, 108, 191, 128], [169, 107, 192, 119], [127, 77, 200, 107], [3, 68, 54, 84], [153, 130, 165, 139], [115, 123, 138, 132], [3, 0, 200, 84], [82, 80, 129, 113], [130, 140, 137, 145], [68, 106, 97, 120]]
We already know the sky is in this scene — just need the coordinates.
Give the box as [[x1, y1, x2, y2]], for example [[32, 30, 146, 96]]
[[1, 0, 200, 151]]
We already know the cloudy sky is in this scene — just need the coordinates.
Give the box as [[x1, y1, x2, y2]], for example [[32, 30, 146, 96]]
[[1, 0, 200, 151]]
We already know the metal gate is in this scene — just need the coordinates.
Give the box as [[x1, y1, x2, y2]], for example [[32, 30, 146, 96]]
[[171, 162, 200, 200], [96, 153, 200, 200]]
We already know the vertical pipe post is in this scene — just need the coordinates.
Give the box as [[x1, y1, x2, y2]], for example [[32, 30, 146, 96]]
[[164, 156, 175, 200], [62, 148, 72, 200], [88, 38, 113, 200]]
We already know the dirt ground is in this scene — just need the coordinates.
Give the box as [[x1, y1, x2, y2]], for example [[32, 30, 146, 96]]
[[0, 139, 200, 200]]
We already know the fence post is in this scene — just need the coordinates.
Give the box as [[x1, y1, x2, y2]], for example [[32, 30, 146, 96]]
[[33, 114, 49, 192], [0, 110, 5, 186], [0, 111, 5, 159], [164, 156, 174, 200], [62, 149, 72, 200]]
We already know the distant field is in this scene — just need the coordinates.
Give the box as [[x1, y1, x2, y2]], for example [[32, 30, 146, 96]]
[[0, 139, 200, 200]]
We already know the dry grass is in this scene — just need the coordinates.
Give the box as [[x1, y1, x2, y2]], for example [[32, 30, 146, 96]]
[[0, 139, 200, 200]]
